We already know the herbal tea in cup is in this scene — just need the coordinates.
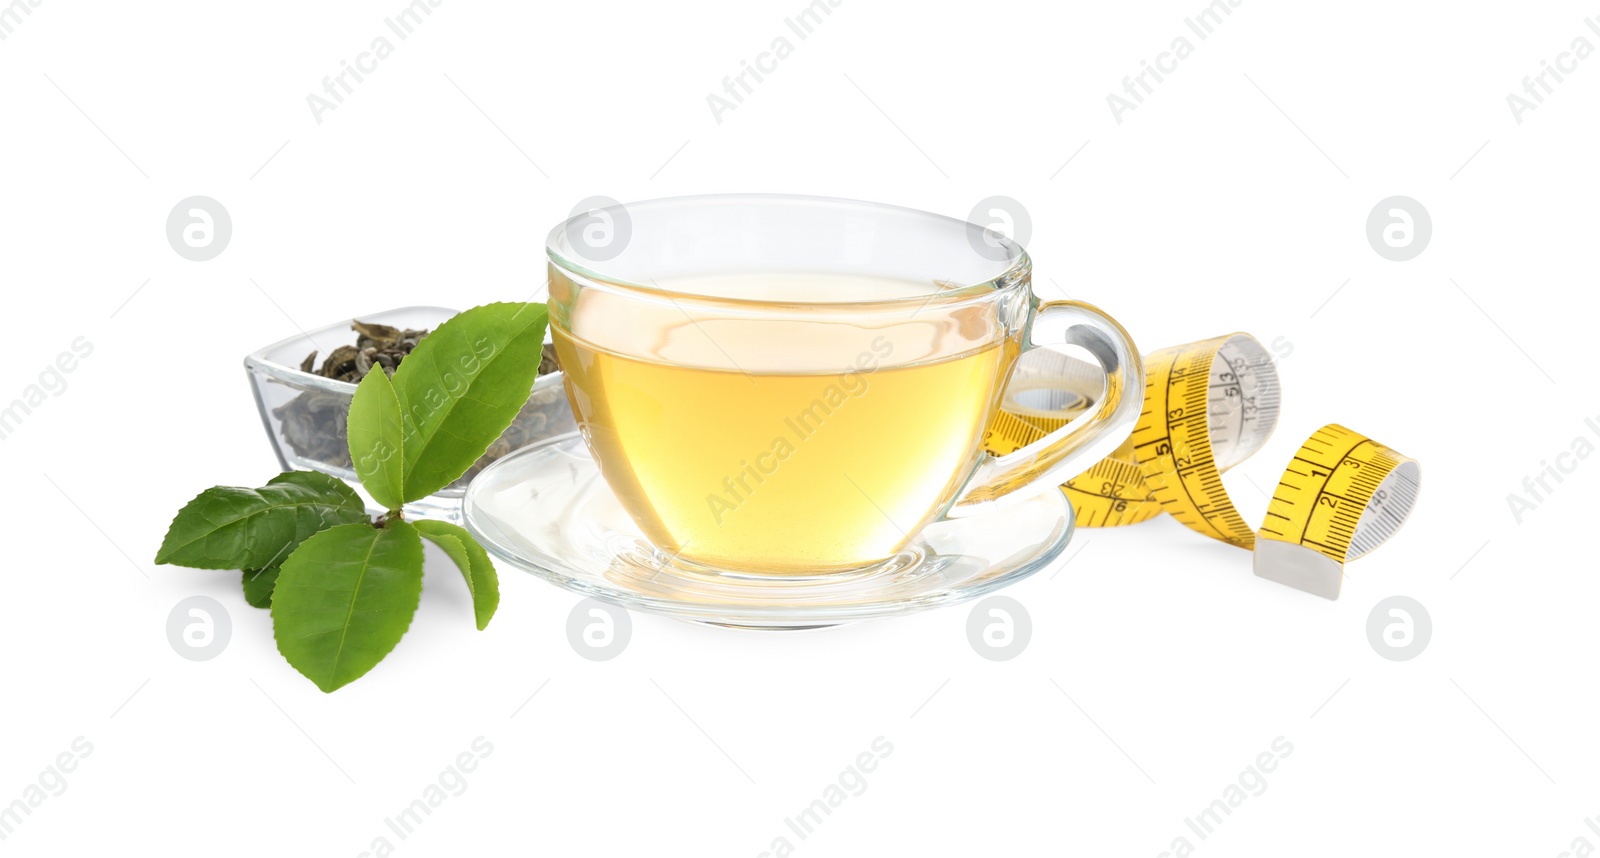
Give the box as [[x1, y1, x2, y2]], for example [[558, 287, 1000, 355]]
[[547, 196, 1141, 575]]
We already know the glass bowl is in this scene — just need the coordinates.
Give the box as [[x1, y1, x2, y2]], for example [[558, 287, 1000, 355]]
[[244, 306, 576, 522]]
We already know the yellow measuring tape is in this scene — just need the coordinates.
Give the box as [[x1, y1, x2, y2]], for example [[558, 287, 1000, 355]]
[[983, 333, 1421, 599]]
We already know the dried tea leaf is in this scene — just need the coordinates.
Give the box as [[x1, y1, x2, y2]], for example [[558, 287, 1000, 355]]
[[352, 319, 400, 345], [538, 343, 561, 376], [320, 345, 360, 381]]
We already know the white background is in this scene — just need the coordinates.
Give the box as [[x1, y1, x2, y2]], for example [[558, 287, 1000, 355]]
[[1, 0, 1595, 855]]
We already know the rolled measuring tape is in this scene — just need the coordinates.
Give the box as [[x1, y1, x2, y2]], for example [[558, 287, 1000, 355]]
[[983, 333, 1421, 599]]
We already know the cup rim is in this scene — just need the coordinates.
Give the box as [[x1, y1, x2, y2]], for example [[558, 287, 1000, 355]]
[[544, 193, 1030, 309]]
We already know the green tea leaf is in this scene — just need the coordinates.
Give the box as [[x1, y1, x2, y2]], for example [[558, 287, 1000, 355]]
[[390, 302, 548, 502], [347, 367, 406, 510], [271, 522, 424, 693], [242, 565, 280, 608], [270, 468, 366, 501], [239, 473, 368, 608], [414, 520, 500, 631], [155, 471, 369, 570]]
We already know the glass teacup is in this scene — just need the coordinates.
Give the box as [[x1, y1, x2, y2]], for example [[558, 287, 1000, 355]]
[[547, 195, 1141, 575]]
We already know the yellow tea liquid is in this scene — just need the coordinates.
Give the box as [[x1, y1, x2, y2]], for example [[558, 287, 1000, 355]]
[[552, 273, 1011, 573]]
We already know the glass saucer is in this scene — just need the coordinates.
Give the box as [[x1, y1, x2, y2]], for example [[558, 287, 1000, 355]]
[[462, 433, 1073, 629]]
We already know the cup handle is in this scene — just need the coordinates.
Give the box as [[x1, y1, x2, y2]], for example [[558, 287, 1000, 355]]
[[946, 299, 1144, 517]]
